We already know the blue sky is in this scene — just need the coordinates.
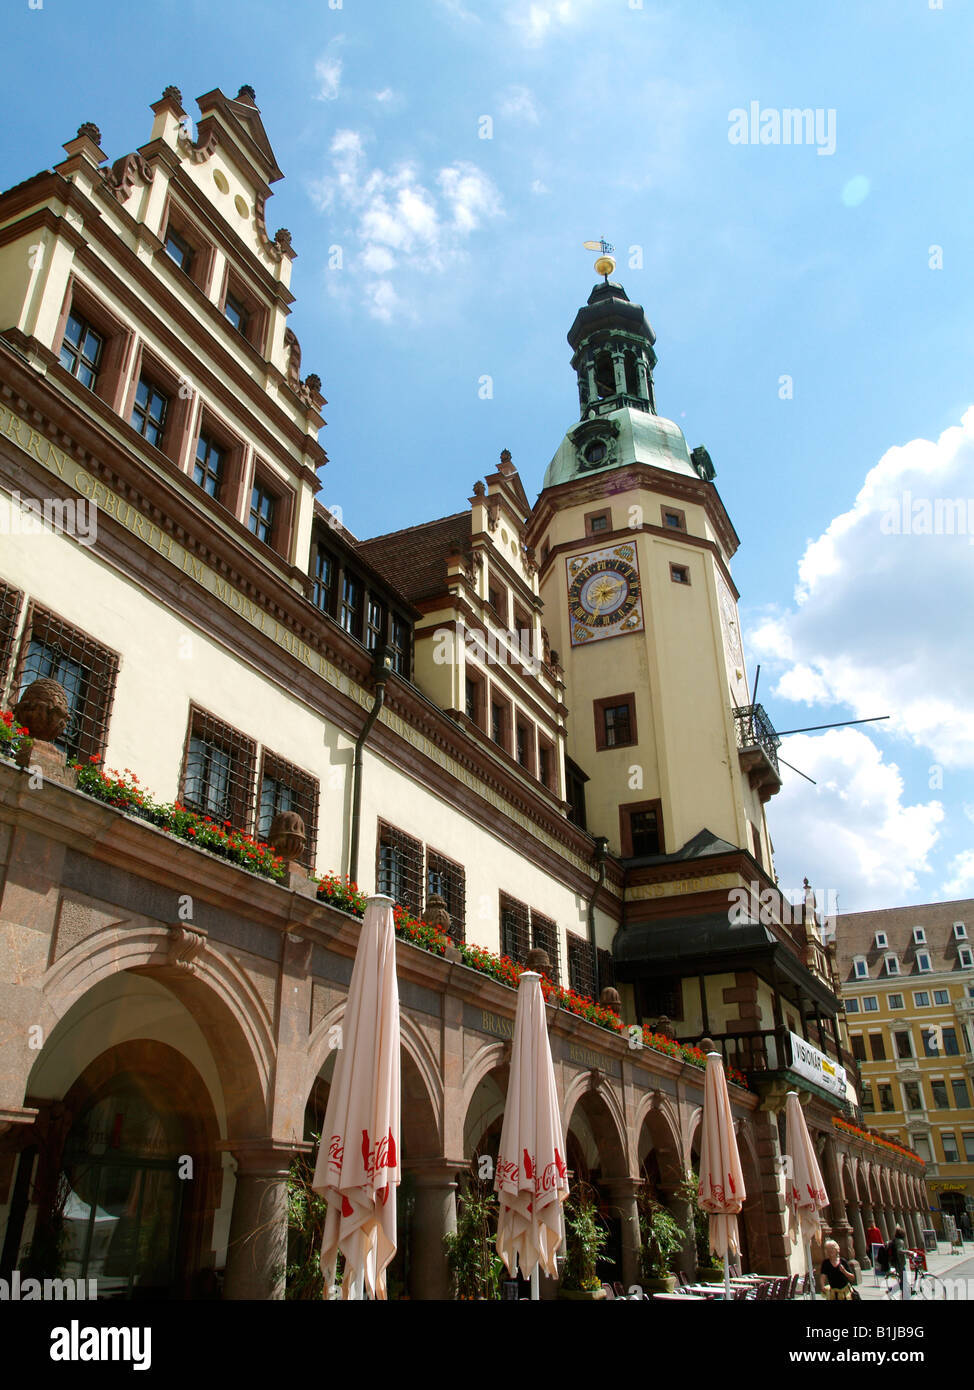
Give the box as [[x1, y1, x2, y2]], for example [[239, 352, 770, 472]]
[[3, 0, 972, 912]]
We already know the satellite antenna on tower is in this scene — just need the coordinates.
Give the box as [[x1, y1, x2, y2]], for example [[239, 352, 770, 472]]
[[583, 238, 616, 281]]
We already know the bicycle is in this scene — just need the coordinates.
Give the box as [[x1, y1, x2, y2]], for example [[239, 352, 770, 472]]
[[883, 1252, 946, 1300]]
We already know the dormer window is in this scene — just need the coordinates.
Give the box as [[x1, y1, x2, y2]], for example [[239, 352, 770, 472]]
[[954, 922, 968, 941], [913, 926, 927, 945], [853, 956, 868, 979], [960, 946, 974, 970], [874, 931, 888, 950], [916, 951, 932, 973], [884, 954, 900, 976]]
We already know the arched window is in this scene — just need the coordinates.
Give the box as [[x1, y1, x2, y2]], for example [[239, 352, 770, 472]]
[[624, 350, 639, 396], [594, 352, 615, 400]]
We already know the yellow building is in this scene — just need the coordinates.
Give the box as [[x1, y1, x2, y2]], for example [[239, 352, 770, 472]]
[[836, 899, 974, 1237]]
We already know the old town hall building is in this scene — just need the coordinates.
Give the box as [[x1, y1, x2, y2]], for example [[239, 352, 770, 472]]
[[0, 84, 924, 1298]]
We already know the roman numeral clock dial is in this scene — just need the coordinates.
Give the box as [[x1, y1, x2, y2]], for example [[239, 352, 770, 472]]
[[566, 544, 644, 646]]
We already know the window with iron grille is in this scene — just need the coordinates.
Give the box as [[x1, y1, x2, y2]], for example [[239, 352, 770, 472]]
[[637, 975, 683, 1021], [530, 912, 559, 983], [0, 581, 23, 690], [500, 893, 530, 965], [182, 708, 256, 833], [366, 596, 386, 654], [376, 821, 424, 915], [567, 932, 596, 999], [313, 547, 336, 615], [15, 605, 119, 763], [59, 311, 103, 390], [130, 377, 169, 447], [249, 482, 276, 545], [427, 849, 465, 943], [257, 750, 319, 870], [194, 432, 225, 500]]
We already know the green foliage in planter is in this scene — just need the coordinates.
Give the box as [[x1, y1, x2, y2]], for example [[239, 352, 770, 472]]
[[677, 1167, 721, 1270], [562, 1184, 610, 1292], [444, 1174, 504, 1299], [285, 1140, 330, 1300], [637, 1192, 688, 1280]]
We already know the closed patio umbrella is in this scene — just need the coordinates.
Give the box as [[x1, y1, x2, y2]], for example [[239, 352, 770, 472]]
[[784, 1090, 829, 1300], [494, 970, 569, 1298], [697, 1050, 746, 1299], [312, 894, 400, 1299]]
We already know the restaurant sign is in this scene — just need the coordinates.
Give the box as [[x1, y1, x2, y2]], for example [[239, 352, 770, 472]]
[[788, 1032, 847, 1099]]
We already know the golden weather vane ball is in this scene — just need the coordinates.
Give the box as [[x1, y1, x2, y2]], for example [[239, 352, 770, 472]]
[[583, 238, 616, 279]]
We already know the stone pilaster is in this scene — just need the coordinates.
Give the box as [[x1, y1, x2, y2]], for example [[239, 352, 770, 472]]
[[222, 1141, 296, 1300], [603, 1177, 643, 1288], [405, 1159, 459, 1301]]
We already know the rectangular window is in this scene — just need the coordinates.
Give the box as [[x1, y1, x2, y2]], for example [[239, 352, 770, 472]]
[[670, 564, 690, 585], [464, 672, 482, 727], [950, 1078, 969, 1108], [913, 991, 931, 1008], [959, 947, 974, 969], [181, 708, 256, 832], [942, 1133, 959, 1163], [595, 693, 637, 750], [340, 574, 362, 638], [313, 547, 336, 615], [249, 482, 277, 545], [537, 737, 554, 791], [845, 998, 860, 1013], [894, 1030, 913, 1059], [389, 615, 410, 676], [862, 996, 879, 1012], [904, 1082, 922, 1111], [194, 431, 225, 500], [426, 849, 465, 944], [661, 505, 687, 532], [954, 922, 968, 941], [257, 751, 319, 871], [164, 227, 195, 273], [620, 800, 663, 858], [854, 959, 868, 979], [376, 822, 423, 916], [874, 932, 888, 949], [885, 954, 899, 976], [887, 993, 904, 1010], [913, 926, 927, 945], [585, 508, 612, 536], [515, 719, 533, 773], [878, 1084, 895, 1113], [942, 1027, 960, 1056], [869, 1033, 886, 1062], [130, 376, 169, 448], [224, 292, 249, 337], [851, 1034, 866, 1061], [500, 893, 530, 965], [567, 931, 597, 1000], [916, 951, 932, 972], [365, 596, 386, 654], [16, 605, 119, 764], [923, 1027, 941, 1057], [487, 578, 508, 625], [59, 310, 103, 391], [0, 581, 24, 689], [860, 1085, 874, 1114], [490, 695, 510, 752], [963, 1133, 974, 1163], [931, 1080, 949, 1109], [531, 912, 560, 984], [933, 989, 950, 1006], [566, 759, 587, 829]]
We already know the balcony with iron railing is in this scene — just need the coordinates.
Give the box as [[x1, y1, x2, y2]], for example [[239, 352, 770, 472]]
[[733, 703, 782, 801]]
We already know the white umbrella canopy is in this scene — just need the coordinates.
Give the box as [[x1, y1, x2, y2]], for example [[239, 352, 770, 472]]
[[697, 1050, 746, 1296], [494, 971, 569, 1291], [784, 1090, 829, 1298], [312, 895, 400, 1300]]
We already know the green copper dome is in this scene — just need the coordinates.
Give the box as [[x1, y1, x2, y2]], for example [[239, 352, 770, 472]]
[[542, 406, 697, 490]]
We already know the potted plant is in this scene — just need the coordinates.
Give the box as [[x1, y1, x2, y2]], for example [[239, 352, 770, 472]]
[[558, 1184, 609, 1299], [637, 1194, 688, 1292], [444, 1172, 504, 1299]]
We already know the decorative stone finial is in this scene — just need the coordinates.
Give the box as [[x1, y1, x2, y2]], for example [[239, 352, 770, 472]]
[[274, 227, 292, 248], [77, 122, 102, 146], [304, 373, 321, 394], [162, 85, 183, 105], [599, 986, 621, 1014], [500, 448, 513, 467], [14, 679, 71, 744], [525, 946, 550, 974], [237, 85, 257, 101], [654, 1014, 676, 1039], [268, 810, 306, 863], [472, 480, 486, 497], [699, 1036, 716, 1053]]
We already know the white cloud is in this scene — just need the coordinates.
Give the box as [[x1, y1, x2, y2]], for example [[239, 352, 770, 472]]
[[767, 729, 943, 912], [314, 44, 343, 102], [507, 0, 585, 45], [943, 850, 974, 898], [499, 85, 540, 124], [310, 130, 503, 320], [530, 179, 549, 195], [749, 408, 974, 770], [374, 88, 397, 104]]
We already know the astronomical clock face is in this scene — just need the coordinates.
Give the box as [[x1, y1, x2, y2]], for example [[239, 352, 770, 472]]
[[566, 544, 644, 646]]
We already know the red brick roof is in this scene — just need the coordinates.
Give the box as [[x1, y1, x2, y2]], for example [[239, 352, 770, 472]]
[[355, 512, 471, 603]]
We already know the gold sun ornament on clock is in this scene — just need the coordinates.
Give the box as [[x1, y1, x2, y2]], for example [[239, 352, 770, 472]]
[[566, 544, 644, 646]]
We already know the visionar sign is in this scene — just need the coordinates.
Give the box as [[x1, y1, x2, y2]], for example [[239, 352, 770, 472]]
[[789, 1032, 847, 1099]]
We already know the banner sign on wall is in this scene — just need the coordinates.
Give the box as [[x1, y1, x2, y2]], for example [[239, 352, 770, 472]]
[[788, 1032, 847, 1099]]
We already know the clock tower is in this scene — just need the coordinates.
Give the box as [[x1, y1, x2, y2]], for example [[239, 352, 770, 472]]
[[527, 276, 782, 906]]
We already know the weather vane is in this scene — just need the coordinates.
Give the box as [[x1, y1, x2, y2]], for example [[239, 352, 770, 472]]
[[583, 238, 616, 281]]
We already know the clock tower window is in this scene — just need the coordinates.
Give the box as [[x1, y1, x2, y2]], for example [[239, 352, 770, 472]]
[[594, 693, 637, 751], [620, 800, 663, 858]]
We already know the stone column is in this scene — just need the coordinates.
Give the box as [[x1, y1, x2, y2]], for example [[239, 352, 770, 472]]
[[848, 1202, 867, 1264], [822, 1139, 854, 1259], [223, 1142, 296, 1300], [612, 351, 627, 396], [406, 1160, 459, 1301], [603, 1177, 643, 1289]]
